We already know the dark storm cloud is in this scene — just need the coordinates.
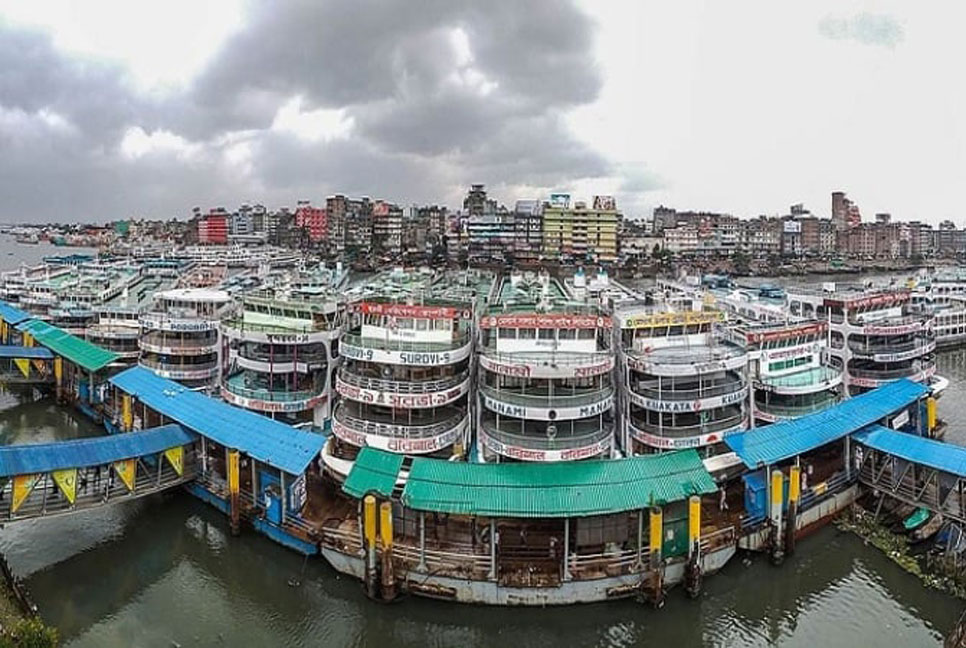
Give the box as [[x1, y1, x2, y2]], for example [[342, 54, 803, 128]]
[[0, 1, 608, 222]]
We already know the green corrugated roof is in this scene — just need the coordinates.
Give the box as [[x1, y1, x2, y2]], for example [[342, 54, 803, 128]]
[[21, 320, 119, 372], [398, 450, 716, 518], [343, 447, 406, 498]]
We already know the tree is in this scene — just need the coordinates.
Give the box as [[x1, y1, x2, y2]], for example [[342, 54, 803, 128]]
[[733, 251, 751, 275], [0, 617, 59, 648], [651, 243, 662, 259]]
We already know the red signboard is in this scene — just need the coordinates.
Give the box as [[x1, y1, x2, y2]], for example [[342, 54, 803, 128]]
[[354, 302, 466, 319], [480, 314, 610, 329], [746, 322, 826, 344], [824, 291, 909, 310]]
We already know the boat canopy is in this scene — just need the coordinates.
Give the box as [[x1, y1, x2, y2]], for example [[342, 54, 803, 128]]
[[726, 379, 929, 469], [854, 424, 966, 478], [343, 447, 717, 518]]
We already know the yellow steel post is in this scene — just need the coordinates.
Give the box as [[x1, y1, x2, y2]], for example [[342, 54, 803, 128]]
[[649, 506, 663, 563], [927, 397, 937, 433], [228, 449, 240, 536], [363, 495, 378, 599], [379, 501, 396, 600], [688, 495, 701, 558], [121, 394, 133, 432], [771, 469, 785, 564]]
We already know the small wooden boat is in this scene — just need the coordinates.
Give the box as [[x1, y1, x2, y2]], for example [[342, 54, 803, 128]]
[[910, 513, 943, 544], [903, 507, 930, 532]]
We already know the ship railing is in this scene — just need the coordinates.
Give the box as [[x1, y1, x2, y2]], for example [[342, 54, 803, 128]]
[[139, 357, 218, 372], [480, 384, 614, 409], [392, 542, 491, 575], [633, 377, 746, 401], [320, 523, 364, 555], [754, 397, 840, 418], [849, 361, 935, 380], [569, 547, 642, 577], [847, 337, 933, 354], [849, 314, 927, 328], [333, 403, 466, 439], [141, 330, 219, 346], [480, 349, 613, 368], [481, 420, 614, 451], [223, 379, 324, 403], [221, 318, 333, 335], [239, 348, 328, 364], [699, 526, 737, 553], [799, 470, 854, 511], [627, 344, 746, 366], [740, 513, 767, 533], [342, 330, 472, 353], [338, 367, 469, 394], [631, 413, 744, 437]]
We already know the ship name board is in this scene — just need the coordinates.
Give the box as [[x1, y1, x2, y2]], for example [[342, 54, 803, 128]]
[[336, 378, 466, 408], [862, 322, 923, 335], [630, 425, 743, 450], [353, 302, 469, 320], [340, 343, 464, 366], [480, 314, 609, 329], [746, 323, 826, 344], [633, 387, 747, 412], [622, 311, 724, 329], [481, 430, 610, 462], [332, 419, 463, 454], [222, 387, 327, 413]]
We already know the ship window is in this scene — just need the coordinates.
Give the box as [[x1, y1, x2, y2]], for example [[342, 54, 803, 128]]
[[498, 328, 515, 339], [578, 328, 595, 339], [519, 328, 536, 339], [538, 328, 554, 340], [558, 328, 576, 340], [397, 318, 414, 329], [415, 319, 428, 331]]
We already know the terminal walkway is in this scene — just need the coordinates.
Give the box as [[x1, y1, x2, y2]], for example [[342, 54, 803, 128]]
[[853, 425, 966, 525], [0, 424, 198, 523], [0, 346, 55, 385]]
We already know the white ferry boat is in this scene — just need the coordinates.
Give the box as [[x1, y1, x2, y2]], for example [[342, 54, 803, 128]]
[[138, 288, 232, 392], [786, 284, 937, 397], [729, 321, 844, 424], [477, 271, 616, 462], [616, 304, 749, 455], [323, 268, 494, 480], [220, 276, 344, 428]]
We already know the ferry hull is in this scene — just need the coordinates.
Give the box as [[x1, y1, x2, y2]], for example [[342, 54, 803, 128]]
[[321, 546, 735, 606]]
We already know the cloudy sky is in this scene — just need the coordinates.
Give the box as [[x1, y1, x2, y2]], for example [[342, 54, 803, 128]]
[[0, 1, 961, 223]]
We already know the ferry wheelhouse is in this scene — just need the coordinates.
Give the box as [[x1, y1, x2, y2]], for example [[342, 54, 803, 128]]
[[477, 272, 615, 462], [324, 269, 492, 480], [139, 288, 232, 392], [731, 321, 843, 424], [786, 285, 936, 396], [85, 305, 142, 367], [220, 283, 343, 428], [618, 305, 749, 455]]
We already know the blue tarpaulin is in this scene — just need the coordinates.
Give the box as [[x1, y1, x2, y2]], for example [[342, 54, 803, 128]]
[[853, 425, 966, 478], [0, 424, 195, 477], [110, 367, 325, 476], [0, 347, 53, 359], [726, 379, 929, 468], [0, 301, 33, 326]]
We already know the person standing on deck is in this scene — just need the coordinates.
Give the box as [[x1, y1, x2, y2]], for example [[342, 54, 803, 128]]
[[719, 487, 728, 511]]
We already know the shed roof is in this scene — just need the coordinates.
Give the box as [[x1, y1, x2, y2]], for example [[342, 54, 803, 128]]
[[388, 449, 716, 518], [853, 425, 966, 478], [726, 379, 928, 469], [0, 301, 33, 326], [342, 447, 405, 498], [17, 319, 119, 372], [0, 347, 54, 359], [0, 424, 195, 477], [110, 367, 325, 475]]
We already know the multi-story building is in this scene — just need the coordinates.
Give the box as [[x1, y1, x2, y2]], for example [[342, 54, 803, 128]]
[[740, 217, 781, 256], [371, 200, 403, 260], [295, 202, 327, 244], [198, 208, 229, 245], [467, 212, 515, 265], [542, 194, 621, 264], [513, 200, 544, 265]]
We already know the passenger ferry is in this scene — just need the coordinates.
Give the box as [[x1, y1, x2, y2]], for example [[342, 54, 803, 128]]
[[616, 303, 749, 455], [220, 275, 344, 429], [729, 321, 844, 424], [477, 271, 615, 463], [322, 268, 494, 480], [785, 284, 938, 397], [139, 288, 232, 392]]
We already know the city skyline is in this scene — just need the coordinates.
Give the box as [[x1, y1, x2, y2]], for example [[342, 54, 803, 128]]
[[1, 1, 963, 225]]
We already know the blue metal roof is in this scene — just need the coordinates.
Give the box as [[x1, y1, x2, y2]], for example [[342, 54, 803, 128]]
[[853, 425, 966, 478], [0, 424, 195, 477], [0, 346, 53, 359], [110, 367, 325, 475], [726, 379, 929, 468], [0, 301, 33, 326]]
